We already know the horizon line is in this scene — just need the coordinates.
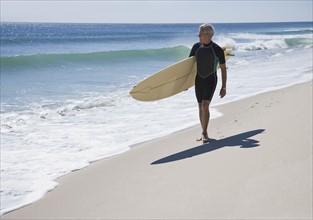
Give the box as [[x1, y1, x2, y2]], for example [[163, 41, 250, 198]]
[[1, 20, 312, 25]]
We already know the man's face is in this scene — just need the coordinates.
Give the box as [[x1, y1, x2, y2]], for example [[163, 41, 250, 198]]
[[198, 31, 211, 43]]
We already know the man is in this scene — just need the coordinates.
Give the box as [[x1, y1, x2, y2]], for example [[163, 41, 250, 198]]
[[189, 23, 227, 143]]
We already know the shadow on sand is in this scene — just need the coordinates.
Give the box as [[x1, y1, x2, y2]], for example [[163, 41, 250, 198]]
[[151, 129, 265, 165]]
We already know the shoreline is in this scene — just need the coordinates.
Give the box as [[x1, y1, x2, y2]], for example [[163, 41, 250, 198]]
[[2, 81, 313, 219]]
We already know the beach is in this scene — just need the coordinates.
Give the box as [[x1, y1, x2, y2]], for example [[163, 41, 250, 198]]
[[2, 23, 312, 214], [3, 81, 312, 219]]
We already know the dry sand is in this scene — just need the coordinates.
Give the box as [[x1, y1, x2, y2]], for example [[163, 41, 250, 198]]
[[2, 81, 312, 219]]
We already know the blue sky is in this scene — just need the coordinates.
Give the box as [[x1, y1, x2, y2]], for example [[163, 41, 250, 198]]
[[1, 0, 312, 23]]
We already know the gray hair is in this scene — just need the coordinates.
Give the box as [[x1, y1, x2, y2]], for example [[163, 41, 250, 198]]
[[199, 23, 215, 36]]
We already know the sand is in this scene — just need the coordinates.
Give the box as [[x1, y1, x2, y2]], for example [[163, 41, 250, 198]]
[[2, 81, 312, 219]]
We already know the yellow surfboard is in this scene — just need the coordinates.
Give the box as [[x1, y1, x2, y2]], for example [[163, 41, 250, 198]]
[[130, 46, 232, 101]]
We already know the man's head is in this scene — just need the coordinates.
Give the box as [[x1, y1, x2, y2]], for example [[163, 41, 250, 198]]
[[198, 23, 215, 43]]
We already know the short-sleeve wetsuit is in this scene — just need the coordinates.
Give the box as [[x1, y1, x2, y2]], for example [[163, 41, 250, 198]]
[[189, 41, 225, 103]]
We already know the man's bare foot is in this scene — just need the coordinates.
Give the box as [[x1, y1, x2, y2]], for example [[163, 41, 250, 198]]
[[196, 133, 209, 143], [202, 136, 209, 143], [196, 136, 203, 141]]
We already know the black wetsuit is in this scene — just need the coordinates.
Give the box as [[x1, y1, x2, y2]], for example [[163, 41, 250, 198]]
[[189, 41, 225, 103]]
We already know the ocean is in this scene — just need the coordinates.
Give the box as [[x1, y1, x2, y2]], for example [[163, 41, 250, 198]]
[[1, 22, 312, 215]]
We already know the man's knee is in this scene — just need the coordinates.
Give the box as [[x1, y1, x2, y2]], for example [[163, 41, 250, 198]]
[[201, 100, 210, 110]]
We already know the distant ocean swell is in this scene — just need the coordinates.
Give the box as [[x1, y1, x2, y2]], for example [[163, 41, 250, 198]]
[[1, 46, 190, 69], [2, 34, 312, 69]]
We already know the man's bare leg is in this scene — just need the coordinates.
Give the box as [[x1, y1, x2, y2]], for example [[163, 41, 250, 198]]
[[198, 100, 211, 142]]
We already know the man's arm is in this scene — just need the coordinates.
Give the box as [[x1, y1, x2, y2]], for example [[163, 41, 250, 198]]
[[219, 63, 227, 98]]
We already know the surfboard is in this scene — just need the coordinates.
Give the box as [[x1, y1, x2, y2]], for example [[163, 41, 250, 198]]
[[130, 46, 232, 101]]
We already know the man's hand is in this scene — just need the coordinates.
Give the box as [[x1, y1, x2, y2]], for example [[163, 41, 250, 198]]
[[220, 87, 226, 98]]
